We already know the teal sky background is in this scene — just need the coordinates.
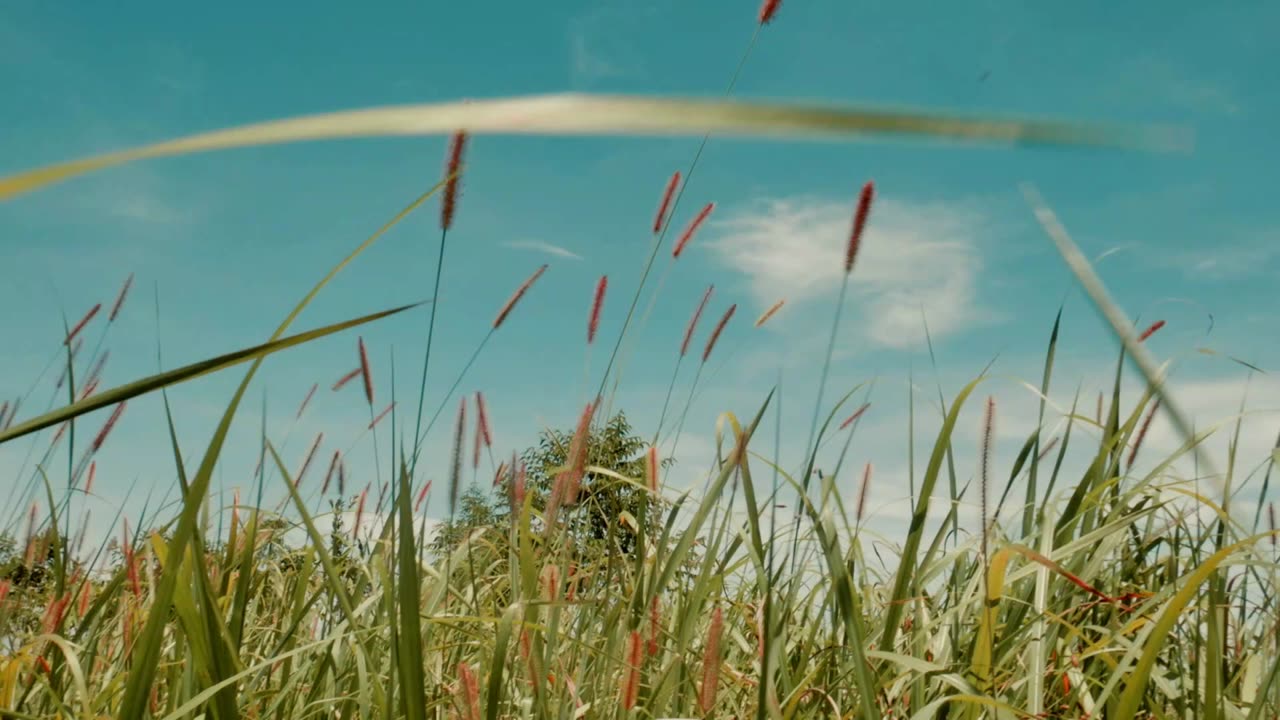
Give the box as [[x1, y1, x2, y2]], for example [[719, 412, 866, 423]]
[[2, 0, 1277, 546]]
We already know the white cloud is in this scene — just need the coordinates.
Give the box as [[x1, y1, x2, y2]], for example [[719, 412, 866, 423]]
[[707, 195, 994, 350], [503, 239, 583, 260]]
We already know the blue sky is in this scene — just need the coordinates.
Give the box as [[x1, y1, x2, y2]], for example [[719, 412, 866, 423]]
[[2, 0, 1278, 548]]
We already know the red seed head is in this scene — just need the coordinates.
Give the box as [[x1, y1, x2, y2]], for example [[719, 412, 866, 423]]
[[759, 0, 782, 24], [109, 273, 135, 322], [621, 630, 643, 709], [645, 445, 659, 492], [494, 264, 549, 329], [587, 275, 608, 344], [296, 383, 318, 419], [856, 463, 873, 522], [755, 299, 785, 328], [457, 662, 481, 720], [449, 397, 467, 514], [673, 202, 715, 259], [845, 181, 875, 274], [66, 303, 102, 345], [839, 403, 871, 431], [1127, 399, 1161, 468], [415, 480, 432, 514], [653, 171, 681, 234], [357, 337, 374, 406], [296, 432, 323, 487], [441, 132, 468, 231], [1137, 320, 1166, 343], [92, 402, 127, 451], [475, 392, 492, 447], [473, 408, 484, 470], [332, 367, 362, 392], [353, 486, 368, 537], [321, 451, 341, 495], [368, 402, 395, 430], [681, 285, 715, 357], [1268, 502, 1276, 547], [702, 304, 737, 363], [698, 606, 724, 713]]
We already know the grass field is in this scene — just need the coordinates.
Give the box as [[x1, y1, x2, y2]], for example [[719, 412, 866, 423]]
[[1, 4, 1277, 719]]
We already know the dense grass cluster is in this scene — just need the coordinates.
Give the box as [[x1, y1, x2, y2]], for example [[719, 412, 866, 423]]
[[1, 3, 1275, 719]]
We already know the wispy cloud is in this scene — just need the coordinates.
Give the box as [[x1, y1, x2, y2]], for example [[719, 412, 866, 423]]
[[1109, 54, 1242, 115], [566, 5, 647, 86], [503, 239, 583, 261], [707, 194, 996, 350]]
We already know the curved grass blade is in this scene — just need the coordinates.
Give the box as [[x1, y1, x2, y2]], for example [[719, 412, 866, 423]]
[[0, 302, 421, 446], [0, 94, 1189, 201]]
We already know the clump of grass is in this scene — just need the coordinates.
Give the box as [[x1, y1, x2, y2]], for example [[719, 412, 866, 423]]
[[0, 8, 1258, 720]]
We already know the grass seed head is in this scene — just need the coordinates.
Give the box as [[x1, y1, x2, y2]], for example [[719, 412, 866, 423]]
[[357, 337, 374, 405], [845, 181, 875, 274], [109, 272, 134, 322], [588, 274, 608, 344], [759, 0, 782, 24], [66, 303, 102, 345], [494, 264, 549, 329], [755, 299, 785, 328], [1137, 319, 1166, 342], [702, 303, 736, 363], [653, 170, 681, 234], [673, 202, 715, 259], [441, 131, 468, 231]]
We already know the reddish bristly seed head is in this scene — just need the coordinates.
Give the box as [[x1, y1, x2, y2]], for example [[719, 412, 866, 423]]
[[85, 461, 97, 495], [839, 403, 871, 431], [475, 392, 492, 447], [845, 181, 875, 274], [321, 451, 340, 495], [66, 303, 102, 345], [0, 579, 10, 605], [856, 463, 873, 523], [472, 409, 484, 470], [621, 629, 643, 710], [653, 171, 681, 234], [673, 202, 715, 259], [1035, 435, 1060, 463], [449, 397, 467, 515], [332, 367, 362, 392], [441, 132, 468, 231], [759, 0, 782, 24], [457, 661, 481, 720], [415, 479, 433, 514], [1137, 320, 1166, 343], [109, 273, 135, 322], [699, 606, 724, 714], [357, 337, 374, 406], [86, 350, 109, 387], [1128, 399, 1161, 468], [494, 264, 549, 329], [755, 299, 785, 328], [980, 397, 995, 557], [368, 402, 395, 430], [702, 304, 736, 363], [646, 445, 659, 492], [1268, 502, 1276, 547], [681, 285, 714, 357], [587, 275, 608, 345], [337, 459, 346, 497], [296, 383, 318, 419], [512, 459, 527, 511], [353, 486, 368, 538], [92, 402, 127, 452], [296, 433, 324, 487]]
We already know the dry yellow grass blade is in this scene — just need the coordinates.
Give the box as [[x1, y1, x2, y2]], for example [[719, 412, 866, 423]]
[[0, 93, 1191, 201]]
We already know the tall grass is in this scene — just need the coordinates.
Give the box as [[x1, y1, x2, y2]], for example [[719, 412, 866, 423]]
[[3, 8, 1272, 720]]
